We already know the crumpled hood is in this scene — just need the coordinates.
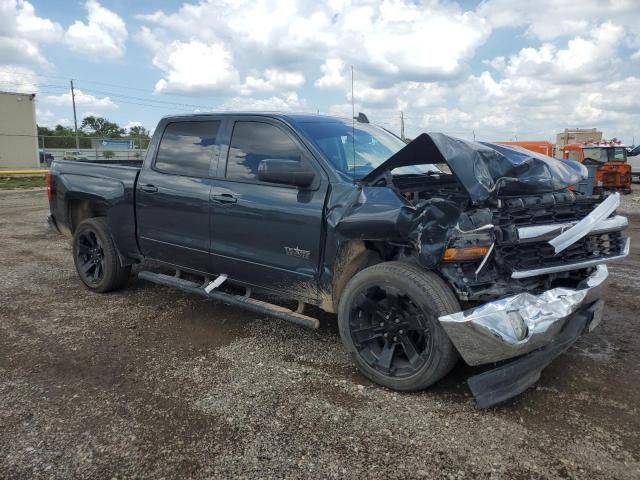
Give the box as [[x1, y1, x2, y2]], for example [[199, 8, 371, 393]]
[[361, 133, 586, 203]]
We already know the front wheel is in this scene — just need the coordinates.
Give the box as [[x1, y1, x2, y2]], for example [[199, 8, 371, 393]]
[[72, 217, 131, 293], [337, 261, 460, 391]]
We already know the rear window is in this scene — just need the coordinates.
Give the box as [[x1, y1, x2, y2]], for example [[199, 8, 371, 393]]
[[155, 121, 220, 177]]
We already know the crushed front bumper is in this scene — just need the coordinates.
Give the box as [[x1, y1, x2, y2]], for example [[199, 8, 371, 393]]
[[467, 300, 603, 408], [438, 264, 609, 366]]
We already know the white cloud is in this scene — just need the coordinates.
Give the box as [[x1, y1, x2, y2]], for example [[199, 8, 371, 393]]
[[0, 64, 38, 92], [504, 23, 624, 83], [221, 92, 303, 111], [44, 89, 117, 109], [153, 40, 239, 94], [14, 0, 63, 42], [0, 0, 62, 66], [124, 121, 143, 131], [477, 0, 640, 40], [134, 25, 162, 51], [65, 1, 127, 61], [137, 0, 491, 92], [240, 69, 305, 95], [315, 58, 346, 88], [35, 108, 71, 128]]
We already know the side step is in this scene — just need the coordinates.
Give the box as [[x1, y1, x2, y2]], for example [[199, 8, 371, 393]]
[[138, 271, 320, 329]]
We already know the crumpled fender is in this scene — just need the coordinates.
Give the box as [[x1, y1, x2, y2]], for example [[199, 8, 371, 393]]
[[322, 184, 462, 278]]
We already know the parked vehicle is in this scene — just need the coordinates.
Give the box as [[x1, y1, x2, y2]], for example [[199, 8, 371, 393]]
[[627, 145, 640, 182], [561, 141, 632, 193], [47, 113, 630, 407], [495, 140, 554, 157], [39, 150, 54, 167]]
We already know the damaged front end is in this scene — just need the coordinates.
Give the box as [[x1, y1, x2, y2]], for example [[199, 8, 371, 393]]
[[335, 132, 630, 407]]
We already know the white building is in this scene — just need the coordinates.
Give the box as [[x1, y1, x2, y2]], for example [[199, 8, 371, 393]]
[[0, 91, 39, 170]]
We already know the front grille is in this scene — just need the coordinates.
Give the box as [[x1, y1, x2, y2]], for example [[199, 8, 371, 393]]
[[496, 231, 626, 272], [494, 192, 600, 227]]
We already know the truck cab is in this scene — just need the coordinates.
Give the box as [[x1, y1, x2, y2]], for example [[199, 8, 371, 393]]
[[562, 141, 632, 194]]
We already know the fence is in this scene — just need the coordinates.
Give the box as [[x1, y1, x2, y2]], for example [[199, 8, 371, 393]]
[[41, 148, 147, 163], [0, 133, 149, 168], [38, 135, 148, 163]]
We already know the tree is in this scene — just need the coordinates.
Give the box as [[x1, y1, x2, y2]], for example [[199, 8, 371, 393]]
[[128, 125, 151, 149], [37, 124, 91, 148], [81, 116, 125, 138]]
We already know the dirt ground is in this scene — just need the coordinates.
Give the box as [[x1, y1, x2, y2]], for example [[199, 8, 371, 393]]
[[1, 189, 639, 479]]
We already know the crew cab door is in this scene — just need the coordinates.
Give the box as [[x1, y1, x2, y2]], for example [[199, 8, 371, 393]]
[[136, 118, 223, 272], [209, 118, 329, 298]]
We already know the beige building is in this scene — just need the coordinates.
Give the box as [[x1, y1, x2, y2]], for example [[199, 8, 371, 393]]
[[556, 128, 603, 153], [0, 91, 39, 170]]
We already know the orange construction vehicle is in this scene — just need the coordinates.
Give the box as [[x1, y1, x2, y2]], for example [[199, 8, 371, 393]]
[[496, 140, 554, 157], [561, 140, 631, 194]]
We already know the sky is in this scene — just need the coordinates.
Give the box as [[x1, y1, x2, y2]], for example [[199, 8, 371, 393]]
[[1, 0, 639, 144]]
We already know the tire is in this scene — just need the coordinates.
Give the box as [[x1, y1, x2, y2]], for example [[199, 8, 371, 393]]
[[72, 217, 131, 293], [337, 261, 460, 391]]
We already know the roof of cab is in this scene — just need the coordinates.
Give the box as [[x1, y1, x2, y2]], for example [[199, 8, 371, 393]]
[[160, 112, 347, 125]]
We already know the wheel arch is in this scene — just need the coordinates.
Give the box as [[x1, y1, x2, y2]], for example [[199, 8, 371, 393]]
[[330, 239, 414, 313], [67, 198, 109, 233]]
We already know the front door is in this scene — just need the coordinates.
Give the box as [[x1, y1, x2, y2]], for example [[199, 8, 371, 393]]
[[136, 119, 222, 272], [209, 118, 328, 300]]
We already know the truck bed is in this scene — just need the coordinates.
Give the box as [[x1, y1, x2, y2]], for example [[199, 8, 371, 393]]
[[72, 159, 144, 167], [48, 159, 142, 260]]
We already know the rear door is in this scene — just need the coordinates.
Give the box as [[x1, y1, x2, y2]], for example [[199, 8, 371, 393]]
[[209, 117, 329, 298], [136, 118, 223, 273]]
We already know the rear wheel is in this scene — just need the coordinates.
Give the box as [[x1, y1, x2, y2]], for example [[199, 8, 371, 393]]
[[337, 261, 460, 391], [72, 217, 131, 293]]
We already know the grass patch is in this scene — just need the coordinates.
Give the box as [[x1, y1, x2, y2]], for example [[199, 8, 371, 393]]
[[0, 176, 47, 190]]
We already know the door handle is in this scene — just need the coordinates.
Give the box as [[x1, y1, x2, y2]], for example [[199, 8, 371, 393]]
[[211, 193, 237, 204], [141, 184, 158, 193]]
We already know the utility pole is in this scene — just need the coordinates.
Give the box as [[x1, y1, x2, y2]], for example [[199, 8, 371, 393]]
[[70, 79, 79, 150], [473, 129, 476, 142], [400, 111, 405, 141]]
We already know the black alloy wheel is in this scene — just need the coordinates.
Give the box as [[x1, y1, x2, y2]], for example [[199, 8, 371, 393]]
[[75, 229, 105, 285], [349, 285, 433, 378], [337, 262, 459, 391]]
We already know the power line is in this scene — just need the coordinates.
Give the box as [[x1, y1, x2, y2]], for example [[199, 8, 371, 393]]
[[0, 68, 223, 105], [78, 86, 212, 110]]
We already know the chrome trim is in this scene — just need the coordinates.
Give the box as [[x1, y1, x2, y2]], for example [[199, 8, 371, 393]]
[[439, 265, 609, 366], [455, 223, 494, 234], [475, 242, 494, 276], [549, 193, 620, 253], [511, 237, 630, 279], [517, 215, 628, 243]]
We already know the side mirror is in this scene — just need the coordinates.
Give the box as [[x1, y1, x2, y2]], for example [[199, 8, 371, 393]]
[[257, 158, 316, 187]]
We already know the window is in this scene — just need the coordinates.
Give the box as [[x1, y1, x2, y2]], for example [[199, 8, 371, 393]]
[[226, 122, 302, 181], [582, 148, 603, 162], [155, 121, 220, 177], [297, 120, 439, 178]]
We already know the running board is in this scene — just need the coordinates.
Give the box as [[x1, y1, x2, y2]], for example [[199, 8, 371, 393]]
[[138, 271, 320, 329]]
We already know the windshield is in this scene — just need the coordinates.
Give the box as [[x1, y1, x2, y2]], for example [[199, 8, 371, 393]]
[[583, 147, 627, 162], [297, 120, 440, 178]]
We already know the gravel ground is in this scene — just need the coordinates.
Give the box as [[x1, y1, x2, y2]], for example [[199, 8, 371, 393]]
[[1, 189, 639, 479]]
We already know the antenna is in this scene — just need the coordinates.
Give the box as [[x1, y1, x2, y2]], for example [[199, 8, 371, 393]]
[[351, 65, 356, 184]]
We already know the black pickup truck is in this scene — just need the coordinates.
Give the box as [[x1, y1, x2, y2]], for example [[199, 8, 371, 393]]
[[48, 113, 630, 407]]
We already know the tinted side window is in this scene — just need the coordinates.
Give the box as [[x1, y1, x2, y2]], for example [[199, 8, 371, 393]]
[[155, 121, 220, 177], [226, 121, 302, 181]]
